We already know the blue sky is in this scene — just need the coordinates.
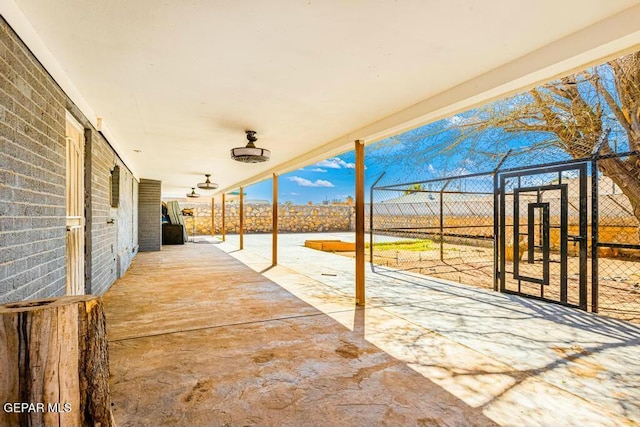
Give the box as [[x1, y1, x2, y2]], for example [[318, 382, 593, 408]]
[[243, 130, 467, 204], [243, 58, 626, 205], [245, 153, 361, 204], [244, 115, 503, 204], [242, 119, 580, 204]]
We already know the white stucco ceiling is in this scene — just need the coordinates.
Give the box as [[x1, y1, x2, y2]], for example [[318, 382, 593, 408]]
[[4, 0, 640, 196]]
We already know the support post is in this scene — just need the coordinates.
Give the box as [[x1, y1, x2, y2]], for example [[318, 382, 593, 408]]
[[222, 193, 226, 242], [211, 197, 215, 237], [272, 173, 278, 266], [239, 186, 244, 250], [355, 140, 365, 306], [493, 173, 499, 291]]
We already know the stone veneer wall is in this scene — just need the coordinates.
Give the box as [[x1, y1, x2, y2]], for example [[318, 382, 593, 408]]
[[168, 201, 357, 235]]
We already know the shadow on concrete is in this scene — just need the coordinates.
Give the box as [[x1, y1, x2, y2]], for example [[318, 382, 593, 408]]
[[366, 265, 640, 422], [105, 244, 500, 426]]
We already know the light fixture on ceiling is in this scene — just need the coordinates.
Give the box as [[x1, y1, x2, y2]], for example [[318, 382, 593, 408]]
[[186, 187, 200, 198], [197, 174, 219, 190], [230, 130, 271, 163]]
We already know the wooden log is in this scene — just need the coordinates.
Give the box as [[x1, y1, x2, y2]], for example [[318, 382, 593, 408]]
[[0, 295, 112, 427]]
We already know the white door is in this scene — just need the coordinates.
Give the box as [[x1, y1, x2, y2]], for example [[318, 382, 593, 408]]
[[65, 112, 85, 295]]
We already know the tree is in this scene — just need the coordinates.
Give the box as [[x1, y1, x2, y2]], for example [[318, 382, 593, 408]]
[[448, 51, 640, 222]]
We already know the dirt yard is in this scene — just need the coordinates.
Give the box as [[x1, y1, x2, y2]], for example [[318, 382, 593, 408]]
[[338, 242, 640, 324]]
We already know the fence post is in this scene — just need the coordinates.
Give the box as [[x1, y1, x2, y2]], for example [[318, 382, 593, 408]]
[[589, 130, 609, 312], [439, 191, 444, 261], [589, 131, 609, 312], [492, 150, 511, 292], [369, 172, 386, 263], [439, 179, 452, 261], [591, 158, 599, 313]]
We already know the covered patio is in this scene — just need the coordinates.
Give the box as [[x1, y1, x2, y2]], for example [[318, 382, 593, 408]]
[[4, 1, 640, 425], [104, 235, 640, 426]]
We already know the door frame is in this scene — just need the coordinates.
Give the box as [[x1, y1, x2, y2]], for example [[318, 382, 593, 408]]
[[65, 111, 86, 296]]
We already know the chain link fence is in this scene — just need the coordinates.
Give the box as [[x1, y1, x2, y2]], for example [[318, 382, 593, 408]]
[[594, 153, 640, 322], [371, 172, 496, 287], [371, 151, 640, 323]]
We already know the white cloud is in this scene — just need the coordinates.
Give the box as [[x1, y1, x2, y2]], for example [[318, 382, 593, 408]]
[[314, 159, 341, 169], [288, 176, 335, 187], [315, 157, 355, 169], [427, 164, 436, 173], [312, 168, 327, 173]]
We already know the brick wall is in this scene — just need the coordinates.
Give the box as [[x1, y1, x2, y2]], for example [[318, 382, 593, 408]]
[[87, 130, 138, 295], [138, 179, 161, 251], [0, 17, 138, 303], [0, 17, 67, 303]]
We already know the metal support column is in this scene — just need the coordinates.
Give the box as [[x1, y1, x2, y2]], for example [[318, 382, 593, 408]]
[[211, 197, 215, 237], [355, 140, 365, 306], [239, 186, 244, 250], [272, 173, 278, 266], [222, 193, 226, 242]]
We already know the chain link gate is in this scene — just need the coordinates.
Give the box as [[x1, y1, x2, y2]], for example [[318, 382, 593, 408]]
[[371, 150, 640, 323], [496, 162, 589, 310]]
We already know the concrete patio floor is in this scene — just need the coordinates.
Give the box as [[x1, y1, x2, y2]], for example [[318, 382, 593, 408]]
[[103, 233, 640, 426]]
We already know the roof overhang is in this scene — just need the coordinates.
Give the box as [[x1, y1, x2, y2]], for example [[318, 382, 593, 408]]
[[3, 0, 640, 196]]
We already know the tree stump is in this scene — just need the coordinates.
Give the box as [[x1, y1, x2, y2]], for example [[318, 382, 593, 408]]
[[0, 295, 112, 427]]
